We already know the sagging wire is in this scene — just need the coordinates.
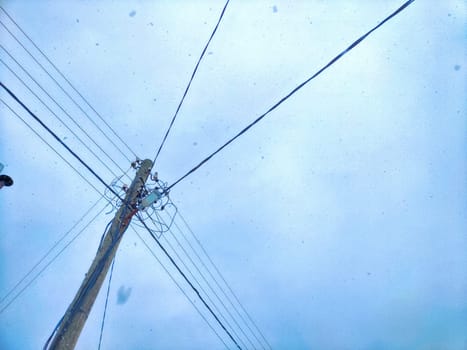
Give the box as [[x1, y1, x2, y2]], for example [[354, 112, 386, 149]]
[[140, 201, 178, 239], [98, 257, 116, 350], [131, 171, 177, 239], [103, 165, 136, 214], [98, 219, 114, 249]]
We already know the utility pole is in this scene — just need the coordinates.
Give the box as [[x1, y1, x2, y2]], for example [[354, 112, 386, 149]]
[[48, 159, 153, 350]]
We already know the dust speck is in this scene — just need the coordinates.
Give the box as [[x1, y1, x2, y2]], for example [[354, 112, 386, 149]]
[[454, 64, 461, 71], [272, 5, 278, 13], [129, 10, 136, 17]]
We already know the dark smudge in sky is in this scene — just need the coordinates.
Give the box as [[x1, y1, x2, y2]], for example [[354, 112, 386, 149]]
[[117, 285, 132, 305]]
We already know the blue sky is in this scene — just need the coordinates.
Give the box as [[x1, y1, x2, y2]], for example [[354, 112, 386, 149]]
[[0, 1, 466, 349]]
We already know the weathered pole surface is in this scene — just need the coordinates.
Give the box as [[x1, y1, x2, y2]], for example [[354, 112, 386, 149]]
[[49, 159, 153, 350]]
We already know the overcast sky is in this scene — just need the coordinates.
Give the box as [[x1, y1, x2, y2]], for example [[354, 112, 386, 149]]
[[0, 1, 466, 349]]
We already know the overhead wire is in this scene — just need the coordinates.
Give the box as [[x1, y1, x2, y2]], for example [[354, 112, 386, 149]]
[[146, 213, 249, 349], [147, 0, 269, 344], [166, 0, 416, 191], [0, 1, 414, 347], [7, 146, 241, 349], [136, 214, 243, 350], [177, 210, 272, 349], [148, 218, 246, 348], [1, 96, 128, 320], [135, 192, 250, 345], [0, 54, 127, 179], [157, 210, 257, 349], [1, 56, 245, 350], [45, 191, 139, 350], [3, 87, 133, 330], [0, 8, 137, 162], [0, 200, 111, 314], [0, 44, 132, 179], [2, 82, 238, 348], [133, 186, 255, 347], [166, 210, 266, 349], [42, 201, 131, 350], [1, 5, 242, 347], [0, 195, 105, 306], [130, 226, 231, 350], [42, 315, 65, 350], [98, 257, 116, 350], [0, 81, 123, 200], [1, 95, 131, 323], [152, 0, 230, 166], [0, 97, 105, 197], [104, 167, 134, 212], [2, 2, 282, 348]]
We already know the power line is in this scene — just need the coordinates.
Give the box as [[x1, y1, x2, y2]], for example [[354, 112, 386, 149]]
[[43, 316, 64, 350], [3, 88, 239, 348], [136, 214, 243, 350], [130, 226, 231, 350], [168, 211, 268, 349], [2, 6, 242, 346], [0, 196, 105, 306], [0, 54, 128, 179], [154, 215, 249, 349], [143, 211, 247, 348], [0, 44, 131, 178], [2, 82, 227, 349], [0, 8, 137, 162], [177, 211, 272, 349], [130, 194, 254, 347], [3, 66, 243, 350], [0, 200, 111, 314], [0, 18, 134, 164], [42, 203, 129, 350], [0, 81, 123, 200], [152, 0, 230, 166], [166, 0, 415, 191], [0, 98, 105, 197], [98, 257, 115, 350], [45, 183, 147, 350], [125, 178, 264, 346], [158, 211, 257, 349], [135, 197, 261, 348]]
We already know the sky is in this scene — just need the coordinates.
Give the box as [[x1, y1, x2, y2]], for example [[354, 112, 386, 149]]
[[0, 0, 466, 349]]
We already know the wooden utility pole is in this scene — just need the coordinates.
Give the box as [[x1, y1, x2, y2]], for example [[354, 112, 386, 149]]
[[48, 159, 153, 350]]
